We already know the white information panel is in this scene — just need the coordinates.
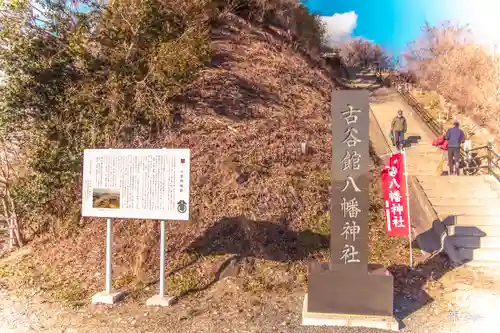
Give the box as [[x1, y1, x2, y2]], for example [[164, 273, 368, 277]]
[[81, 149, 190, 220]]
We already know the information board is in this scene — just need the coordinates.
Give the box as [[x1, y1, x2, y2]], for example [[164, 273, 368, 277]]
[[81, 149, 190, 220]]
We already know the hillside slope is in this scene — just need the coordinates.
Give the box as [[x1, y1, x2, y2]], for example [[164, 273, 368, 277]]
[[0, 1, 408, 303]]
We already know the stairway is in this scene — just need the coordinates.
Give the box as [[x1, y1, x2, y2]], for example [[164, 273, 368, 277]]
[[404, 131, 500, 266], [355, 70, 500, 267], [405, 144, 444, 176], [368, 79, 500, 267], [402, 121, 500, 266], [415, 175, 500, 265]]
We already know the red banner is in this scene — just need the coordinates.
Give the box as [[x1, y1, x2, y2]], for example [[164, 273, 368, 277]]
[[381, 152, 410, 237]]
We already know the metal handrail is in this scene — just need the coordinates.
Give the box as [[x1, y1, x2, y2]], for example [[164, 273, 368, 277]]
[[398, 88, 444, 137], [375, 70, 500, 181], [466, 145, 488, 152], [491, 149, 500, 160], [375, 72, 444, 137], [463, 143, 500, 181]]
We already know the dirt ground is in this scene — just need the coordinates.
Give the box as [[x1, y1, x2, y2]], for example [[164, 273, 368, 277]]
[[1, 252, 500, 333]]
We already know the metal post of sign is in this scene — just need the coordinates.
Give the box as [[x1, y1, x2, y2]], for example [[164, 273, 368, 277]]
[[146, 220, 177, 307], [403, 148, 414, 268], [91, 218, 126, 305], [159, 220, 166, 297], [105, 217, 113, 294]]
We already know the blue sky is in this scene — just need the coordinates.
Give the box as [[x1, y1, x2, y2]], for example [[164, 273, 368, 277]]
[[303, 0, 500, 56]]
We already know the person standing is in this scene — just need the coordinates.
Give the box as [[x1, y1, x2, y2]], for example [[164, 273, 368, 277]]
[[445, 119, 465, 176], [391, 109, 407, 150]]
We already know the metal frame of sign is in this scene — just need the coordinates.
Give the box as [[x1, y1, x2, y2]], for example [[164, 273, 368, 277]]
[[82, 148, 190, 306]]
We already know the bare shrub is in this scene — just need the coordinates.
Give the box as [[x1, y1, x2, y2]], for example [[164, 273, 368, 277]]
[[337, 37, 393, 69], [403, 22, 500, 139], [0, 0, 326, 239]]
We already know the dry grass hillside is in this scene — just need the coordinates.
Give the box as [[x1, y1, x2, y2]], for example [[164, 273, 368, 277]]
[[0, 0, 408, 303]]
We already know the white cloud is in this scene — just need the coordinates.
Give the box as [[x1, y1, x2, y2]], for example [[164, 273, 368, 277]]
[[321, 11, 358, 46], [436, 0, 500, 54]]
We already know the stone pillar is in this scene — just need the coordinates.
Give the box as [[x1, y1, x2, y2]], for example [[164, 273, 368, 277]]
[[304, 90, 396, 329]]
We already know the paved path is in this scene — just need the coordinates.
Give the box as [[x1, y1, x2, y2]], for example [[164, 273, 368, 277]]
[[370, 87, 434, 147], [369, 85, 446, 175], [348, 70, 444, 174]]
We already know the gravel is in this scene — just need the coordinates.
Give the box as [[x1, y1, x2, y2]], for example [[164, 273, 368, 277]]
[[2, 278, 498, 333], [2, 254, 499, 333]]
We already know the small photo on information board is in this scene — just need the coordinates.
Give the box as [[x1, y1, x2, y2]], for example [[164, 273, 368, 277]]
[[92, 188, 121, 209], [81, 149, 190, 220]]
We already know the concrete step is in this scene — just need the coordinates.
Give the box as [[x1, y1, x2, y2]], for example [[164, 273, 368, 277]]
[[428, 197, 500, 206], [408, 169, 445, 176], [406, 156, 441, 168], [458, 248, 500, 262], [406, 151, 442, 157], [463, 260, 500, 267], [444, 215, 500, 226], [406, 146, 442, 153], [406, 153, 442, 159], [417, 175, 490, 184], [435, 205, 500, 216], [406, 158, 443, 166], [406, 158, 443, 165], [451, 236, 500, 249], [448, 224, 500, 237], [484, 175, 500, 184], [407, 164, 444, 172], [406, 145, 442, 151], [407, 168, 444, 175], [405, 145, 443, 152], [407, 141, 436, 146], [409, 171, 441, 176], [425, 188, 499, 199], [419, 182, 492, 192]]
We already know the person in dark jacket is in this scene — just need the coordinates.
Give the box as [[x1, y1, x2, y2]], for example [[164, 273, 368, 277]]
[[391, 109, 407, 150], [445, 119, 465, 175]]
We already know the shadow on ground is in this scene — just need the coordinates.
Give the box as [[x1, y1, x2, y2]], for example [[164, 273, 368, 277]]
[[387, 209, 464, 328], [405, 135, 421, 145], [388, 252, 459, 328], [184, 217, 460, 330], [165, 216, 328, 298], [187, 216, 328, 261]]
